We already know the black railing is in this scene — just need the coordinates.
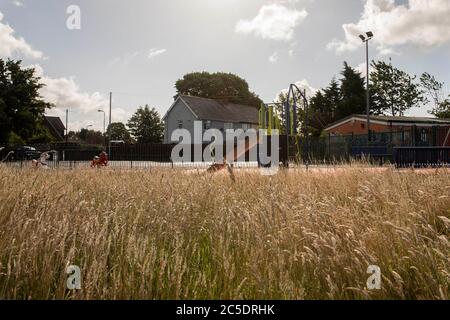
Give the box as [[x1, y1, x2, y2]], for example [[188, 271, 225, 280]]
[[394, 147, 450, 168]]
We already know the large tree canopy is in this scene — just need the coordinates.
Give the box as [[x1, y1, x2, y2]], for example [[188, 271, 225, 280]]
[[0, 59, 52, 144], [175, 72, 263, 108], [370, 59, 424, 116], [335, 62, 367, 120], [127, 105, 164, 144], [107, 122, 133, 144]]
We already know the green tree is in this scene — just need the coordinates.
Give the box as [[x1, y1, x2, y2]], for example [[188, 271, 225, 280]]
[[85, 130, 104, 145], [0, 59, 52, 143], [370, 59, 424, 116], [308, 78, 342, 136], [175, 72, 263, 108], [74, 129, 104, 145], [274, 89, 308, 135], [309, 90, 329, 136], [0, 98, 11, 142], [107, 122, 133, 144], [429, 97, 450, 119], [28, 122, 54, 144], [420, 73, 444, 109], [335, 62, 367, 120], [420, 73, 450, 119], [127, 105, 164, 143], [323, 78, 341, 122]]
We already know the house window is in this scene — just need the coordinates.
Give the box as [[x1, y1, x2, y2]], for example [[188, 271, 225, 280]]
[[204, 120, 211, 130], [361, 123, 365, 129], [177, 120, 183, 129], [224, 123, 234, 131]]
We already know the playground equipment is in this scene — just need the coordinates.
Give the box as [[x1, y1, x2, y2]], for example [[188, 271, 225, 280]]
[[206, 83, 310, 173], [259, 84, 310, 166], [1, 150, 15, 163], [91, 151, 109, 168], [31, 151, 57, 169]]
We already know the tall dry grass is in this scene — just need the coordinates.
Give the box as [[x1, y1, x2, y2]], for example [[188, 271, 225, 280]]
[[0, 165, 448, 300]]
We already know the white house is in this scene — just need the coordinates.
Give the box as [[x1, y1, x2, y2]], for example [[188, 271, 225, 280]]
[[163, 95, 259, 143]]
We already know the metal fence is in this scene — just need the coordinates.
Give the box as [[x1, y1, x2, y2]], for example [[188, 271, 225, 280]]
[[394, 147, 450, 168], [1, 127, 449, 169]]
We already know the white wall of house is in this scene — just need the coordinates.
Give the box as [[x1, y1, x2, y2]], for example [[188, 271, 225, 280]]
[[164, 99, 197, 143]]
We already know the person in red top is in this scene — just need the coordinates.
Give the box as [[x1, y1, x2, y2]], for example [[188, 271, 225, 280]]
[[99, 151, 108, 166], [91, 151, 108, 168]]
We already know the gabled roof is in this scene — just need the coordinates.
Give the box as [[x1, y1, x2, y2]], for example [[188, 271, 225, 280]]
[[325, 114, 450, 131], [165, 95, 259, 124], [44, 116, 66, 140]]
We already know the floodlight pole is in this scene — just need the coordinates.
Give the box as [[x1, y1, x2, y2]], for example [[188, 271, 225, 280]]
[[365, 39, 371, 143], [360, 32, 373, 143], [109, 92, 112, 157]]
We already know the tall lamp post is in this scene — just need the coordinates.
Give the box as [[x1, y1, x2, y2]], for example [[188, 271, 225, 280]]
[[98, 109, 106, 147], [359, 31, 374, 143], [108, 92, 112, 157]]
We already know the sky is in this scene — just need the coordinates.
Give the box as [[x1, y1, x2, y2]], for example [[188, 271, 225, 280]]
[[0, 0, 449, 131]]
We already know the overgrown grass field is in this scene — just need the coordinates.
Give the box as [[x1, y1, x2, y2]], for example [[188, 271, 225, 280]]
[[0, 166, 448, 299]]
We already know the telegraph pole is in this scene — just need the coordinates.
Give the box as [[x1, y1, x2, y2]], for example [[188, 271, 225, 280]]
[[65, 109, 69, 142]]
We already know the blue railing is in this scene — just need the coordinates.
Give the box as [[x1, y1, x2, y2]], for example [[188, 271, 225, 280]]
[[394, 147, 450, 168]]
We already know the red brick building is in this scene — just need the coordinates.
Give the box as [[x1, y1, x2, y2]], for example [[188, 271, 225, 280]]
[[324, 114, 450, 146]]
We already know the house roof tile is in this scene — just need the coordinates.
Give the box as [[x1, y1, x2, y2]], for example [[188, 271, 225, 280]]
[[179, 95, 259, 124]]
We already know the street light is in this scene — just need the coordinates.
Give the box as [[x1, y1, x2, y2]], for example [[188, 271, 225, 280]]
[[359, 31, 374, 143], [98, 109, 106, 147]]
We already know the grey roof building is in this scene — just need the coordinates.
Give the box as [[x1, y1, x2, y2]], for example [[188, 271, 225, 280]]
[[43, 116, 66, 141], [163, 95, 259, 143]]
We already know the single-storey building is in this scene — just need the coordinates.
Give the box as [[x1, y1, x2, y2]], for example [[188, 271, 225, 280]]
[[324, 114, 450, 146], [325, 114, 450, 135], [163, 95, 259, 143]]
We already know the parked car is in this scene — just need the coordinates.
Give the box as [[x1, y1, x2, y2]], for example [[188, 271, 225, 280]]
[[8, 146, 42, 161]]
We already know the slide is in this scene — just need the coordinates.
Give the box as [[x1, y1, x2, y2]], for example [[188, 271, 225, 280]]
[[207, 135, 260, 173]]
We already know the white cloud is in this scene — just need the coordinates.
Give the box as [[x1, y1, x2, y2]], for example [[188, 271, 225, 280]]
[[148, 48, 167, 59], [328, 0, 450, 54], [1, 10, 126, 132], [38, 72, 132, 130], [275, 79, 318, 102], [0, 11, 43, 59], [235, 4, 308, 42], [268, 52, 279, 63], [39, 75, 108, 114], [29, 64, 117, 131], [13, 1, 24, 7], [356, 62, 375, 78]]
